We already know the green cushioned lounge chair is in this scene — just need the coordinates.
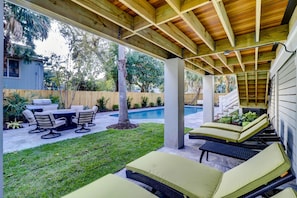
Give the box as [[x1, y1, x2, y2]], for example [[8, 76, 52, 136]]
[[271, 188, 297, 198], [200, 113, 268, 133], [189, 118, 271, 148], [62, 174, 157, 198], [126, 143, 295, 198]]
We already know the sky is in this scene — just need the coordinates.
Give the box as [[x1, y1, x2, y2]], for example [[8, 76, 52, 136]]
[[34, 22, 69, 57]]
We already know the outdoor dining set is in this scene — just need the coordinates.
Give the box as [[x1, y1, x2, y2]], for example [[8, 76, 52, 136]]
[[22, 100, 98, 139]]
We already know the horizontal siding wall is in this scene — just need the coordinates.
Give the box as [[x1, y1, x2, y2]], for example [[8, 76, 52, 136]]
[[268, 76, 276, 127], [277, 55, 297, 176]]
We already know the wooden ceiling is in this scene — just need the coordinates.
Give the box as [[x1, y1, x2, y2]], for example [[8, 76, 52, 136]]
[[7, 0, 297, 108]]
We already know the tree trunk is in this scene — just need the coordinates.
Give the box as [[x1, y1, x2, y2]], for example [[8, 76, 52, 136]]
[[118, 44, 130, 125]]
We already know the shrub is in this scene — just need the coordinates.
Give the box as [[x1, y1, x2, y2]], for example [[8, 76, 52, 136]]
[[218, 116, 232, 124], [127, 97, 133, 109], [241, 111, 258, 122], [3, 93, 28, 122], [156, 97, 162, 106], [141, 96, 148, 108], [96, 96, 110, 112], [49, 95, 60, 104], [149, 102, 155, 107], [112, 104, 119, 111], [134, 103, 140, 109]]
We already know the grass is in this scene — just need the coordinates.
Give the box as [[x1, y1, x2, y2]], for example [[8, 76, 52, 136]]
[[4, 123, 191, 197]]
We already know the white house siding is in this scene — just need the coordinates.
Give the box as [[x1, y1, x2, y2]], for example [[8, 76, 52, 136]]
[[277, 55, 297, 176], [268, 76, 276, 127]]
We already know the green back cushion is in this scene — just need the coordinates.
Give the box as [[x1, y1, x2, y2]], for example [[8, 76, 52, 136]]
[[126, 151, 223, 198], [189, 127, 240, 142], [62, 174, 157, 198], [241, 114, 268, 131], [271, 188, 297, 198], [200, 122, 243, 132], [213, 143, 291, 198], [238, 118, 269, 142]]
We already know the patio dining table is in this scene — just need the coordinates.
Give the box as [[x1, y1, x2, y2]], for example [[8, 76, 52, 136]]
[[42, 109, 77, 131]]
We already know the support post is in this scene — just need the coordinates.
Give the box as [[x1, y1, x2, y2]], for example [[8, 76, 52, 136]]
[[203, 75, 214, 122], [0, 0, 4, 197], [164, 58, 184, 149]]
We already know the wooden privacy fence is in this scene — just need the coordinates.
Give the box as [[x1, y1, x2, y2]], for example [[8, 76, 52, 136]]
[[3, 89, 224, 109]]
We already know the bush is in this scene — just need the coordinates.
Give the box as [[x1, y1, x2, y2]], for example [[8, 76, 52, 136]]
[[3, 93, 28, 122], [218, 116, 232, 124], [242, 111, 258, 122], [49, 95, 59, 104], [134, 103, 140, 109], [156, 97, 162, 106], [127, 97, 133, 109], [112, 104, 119, 111], [149, 102, 155, 107], [141, 96, 148, 108], [96, 96, 110, 112]]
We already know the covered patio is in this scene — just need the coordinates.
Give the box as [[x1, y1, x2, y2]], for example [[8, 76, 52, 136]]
[[1, 0, 297, 197]]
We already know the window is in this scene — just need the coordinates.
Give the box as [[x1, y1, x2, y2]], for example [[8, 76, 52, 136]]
[[4, 59, 20, 78]]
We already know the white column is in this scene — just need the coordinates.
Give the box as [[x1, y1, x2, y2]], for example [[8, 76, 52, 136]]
[[0, 0, 4, 197], [164, 58, 184, 149], [203, 75, 214, 122]]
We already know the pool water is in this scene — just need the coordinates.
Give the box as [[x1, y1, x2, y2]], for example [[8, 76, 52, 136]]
[[110, 106, 202, 119]]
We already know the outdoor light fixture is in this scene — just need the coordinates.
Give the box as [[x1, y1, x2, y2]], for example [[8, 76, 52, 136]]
[[223, 42, 296, 55]]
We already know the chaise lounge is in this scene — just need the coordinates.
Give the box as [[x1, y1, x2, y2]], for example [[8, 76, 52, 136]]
[[189, 117, 273, 148], [200, 113, 268, 132], [126, 142, 295, 198]]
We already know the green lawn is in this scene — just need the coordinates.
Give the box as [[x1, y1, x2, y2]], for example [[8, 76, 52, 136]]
[[4, 123, 191, 197]]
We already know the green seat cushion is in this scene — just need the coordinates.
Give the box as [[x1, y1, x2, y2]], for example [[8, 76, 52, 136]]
[[271, 188, 297, 198], [213, 143, 291, 198], [200, 122, 243, 132], [126, 151, 223, 198], [238, 118, 269, 142], [62, 174, 157, 198], [189, 127, 240, 142]]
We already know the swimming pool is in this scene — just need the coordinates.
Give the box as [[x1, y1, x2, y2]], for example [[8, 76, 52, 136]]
[[110, 106, 202, 119]]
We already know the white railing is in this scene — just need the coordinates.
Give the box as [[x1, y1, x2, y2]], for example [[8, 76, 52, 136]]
[[216, 89, 239, 119]]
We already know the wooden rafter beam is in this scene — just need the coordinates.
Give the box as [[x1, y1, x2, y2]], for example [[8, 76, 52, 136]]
[[216, 53, 234, 73], [234, 51, 245, 72], [211, 0, 235, 47], [185, 62, 205, 75], [255, 0, 261, 42], [245, 73, 249, 104], [71, 0, 183, 57], [9, 0, 171, 60], [120, 0, 198, 54], [186, 59, 214, 74], [200, 56, 223, 74], [184, 25, 288, 59], [255, 47, 259, 70]]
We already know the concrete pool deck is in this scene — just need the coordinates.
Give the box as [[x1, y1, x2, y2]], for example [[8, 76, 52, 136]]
[[3, 106, 209, 153]]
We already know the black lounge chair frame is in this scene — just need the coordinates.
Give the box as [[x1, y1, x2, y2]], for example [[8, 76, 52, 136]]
[[126, 170, 295, 198]]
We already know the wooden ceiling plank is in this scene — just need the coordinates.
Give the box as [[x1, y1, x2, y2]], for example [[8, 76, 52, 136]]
[[216, 53, 234, 73], [159, 22, 198, 54], [211, 0, 235, 47], [234, 51, 245, 72], [137, 28, 182, 56], [119, 0, 155, 23], [184, 25, 288, 59], [255, 0, 261, 42], [165, 0, 181, 13], [200, 56, 223, 74], [71, 0, 133, 31]]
